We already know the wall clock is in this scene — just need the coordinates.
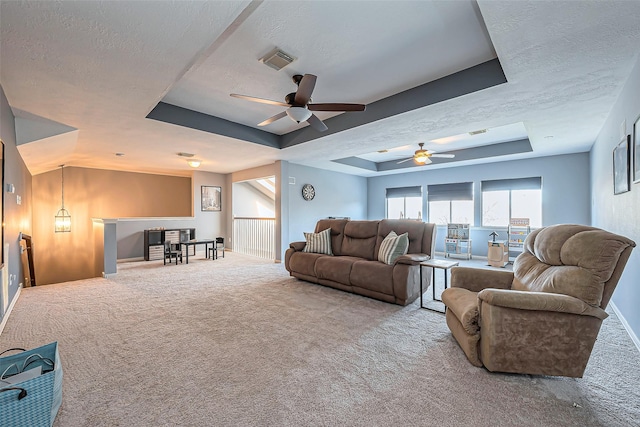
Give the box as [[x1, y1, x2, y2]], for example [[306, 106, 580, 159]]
[[301, 184, 315, 201]]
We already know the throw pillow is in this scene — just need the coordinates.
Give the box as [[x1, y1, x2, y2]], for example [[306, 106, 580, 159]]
[[378, 231, 409, 265], [302, 228, 333, 255]]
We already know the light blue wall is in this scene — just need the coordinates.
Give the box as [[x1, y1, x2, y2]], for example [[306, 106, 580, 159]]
[[287, 163, 367, 246], [367, 153, 591, 255], [590, 56, 640, 345]]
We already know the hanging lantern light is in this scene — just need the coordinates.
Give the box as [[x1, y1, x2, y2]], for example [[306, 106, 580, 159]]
[[55, 164, 71, 232]]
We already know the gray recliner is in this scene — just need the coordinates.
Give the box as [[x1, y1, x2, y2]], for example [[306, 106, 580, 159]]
[[442, 224, 635, 377]]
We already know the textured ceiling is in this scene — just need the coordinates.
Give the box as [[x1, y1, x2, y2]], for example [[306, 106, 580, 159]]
[[1, 1, 640, 178]]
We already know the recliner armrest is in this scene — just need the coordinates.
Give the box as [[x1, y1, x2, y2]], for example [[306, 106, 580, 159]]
[[289, 241, 306, 251], [395, 253, 430, 265], [477, 289, 608, 320], [451, 267, 513, 293]]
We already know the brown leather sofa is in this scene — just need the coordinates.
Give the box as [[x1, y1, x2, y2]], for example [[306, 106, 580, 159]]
[[441, 224, 636, 377], [285, 219, 436, 305]]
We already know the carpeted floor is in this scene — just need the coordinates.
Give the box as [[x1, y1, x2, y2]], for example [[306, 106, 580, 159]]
[[1, 252, 639, 426]]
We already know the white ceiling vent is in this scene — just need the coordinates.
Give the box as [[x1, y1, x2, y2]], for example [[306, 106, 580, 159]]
[[259, 48, 296, 71]]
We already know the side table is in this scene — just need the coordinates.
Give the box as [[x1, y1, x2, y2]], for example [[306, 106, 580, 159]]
[[419, 259, 459, 313]]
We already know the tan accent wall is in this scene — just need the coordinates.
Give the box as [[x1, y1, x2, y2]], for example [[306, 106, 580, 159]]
[[32, 167, 191, 285]]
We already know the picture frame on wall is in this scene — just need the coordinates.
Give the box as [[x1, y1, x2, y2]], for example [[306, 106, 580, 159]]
[[201, 185, 221, 211], [613, 135, 630, 195], [633, 114, 640, 184]]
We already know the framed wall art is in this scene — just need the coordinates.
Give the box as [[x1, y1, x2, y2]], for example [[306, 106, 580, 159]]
[[633, 114, 640, 184], [201, 185, 221, 211], [613, 135, 630, 195]]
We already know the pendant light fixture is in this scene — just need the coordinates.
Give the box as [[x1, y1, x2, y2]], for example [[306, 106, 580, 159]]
[[54, 164, 71, 232]]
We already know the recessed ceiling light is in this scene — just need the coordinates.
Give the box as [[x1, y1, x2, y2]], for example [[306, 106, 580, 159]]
[[115, 152, 125, 157], [187, 159, 201, 168], [468, 129, 487, 135], [177, 152, 195, 158]]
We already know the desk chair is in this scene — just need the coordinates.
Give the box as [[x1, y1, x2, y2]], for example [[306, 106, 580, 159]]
[[164, 241, 182, 265], [216, 237, 225, 258]]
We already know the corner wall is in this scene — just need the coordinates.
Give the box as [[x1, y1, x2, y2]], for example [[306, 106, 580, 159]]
[[590, 56, 640, 345], [0, 84, 33, 323]]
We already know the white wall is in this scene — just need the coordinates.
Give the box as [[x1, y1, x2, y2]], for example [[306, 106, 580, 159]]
[[233, 182, 275, 218], [192, 170, 227, 241], [590, 56, 640, 345]]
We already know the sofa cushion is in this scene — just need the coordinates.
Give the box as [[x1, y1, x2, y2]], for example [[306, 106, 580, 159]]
[[303, 228, 333, 255], [350, 260, 394, 295], [513, 224, 635, 306], [441, 287, 480, 334], [316, 256, 361, 285], [378, 231, 409, 265], [314, 219, 349, 255], [341, 221, 379, 260], [377, 219, 430, 255], [288, 252, 327, 277]]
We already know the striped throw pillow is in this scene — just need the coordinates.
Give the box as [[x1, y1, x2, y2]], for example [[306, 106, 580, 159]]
[[302, 228, 333, 255], [378, 231, 409, 265]]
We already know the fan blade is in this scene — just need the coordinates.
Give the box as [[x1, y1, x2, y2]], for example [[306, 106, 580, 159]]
[[230, 94, 289, 107], [307, 113, 328, 132], [308, 103, 366, 112], [397, 158, 414, 164], [430, 153, 455, 158], [258, 111, 287, 126], [294, 74, 317, 105]]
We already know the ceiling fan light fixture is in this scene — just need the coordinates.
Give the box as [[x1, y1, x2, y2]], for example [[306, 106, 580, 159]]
[[414, 153, 429, 164], [286, 106, 312, 123]]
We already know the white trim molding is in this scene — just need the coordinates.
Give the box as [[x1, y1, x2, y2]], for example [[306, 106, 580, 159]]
[[610, 301, 640, 353], [0, 287, 22, 337]]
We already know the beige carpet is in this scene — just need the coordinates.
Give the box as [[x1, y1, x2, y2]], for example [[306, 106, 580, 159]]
[[1, 252, 639, 427]]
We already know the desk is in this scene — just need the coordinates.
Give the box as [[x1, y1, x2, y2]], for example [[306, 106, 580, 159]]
[[419, 259, 459, 313], [181, 239, 216, 264]]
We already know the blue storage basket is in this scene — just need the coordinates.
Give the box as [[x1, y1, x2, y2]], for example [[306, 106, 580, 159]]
[[0, 342, 63, 427]]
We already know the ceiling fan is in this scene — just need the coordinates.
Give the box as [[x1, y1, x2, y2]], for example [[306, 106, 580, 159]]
[[397, 143, 455, 165], [230, 74, 366, 132]]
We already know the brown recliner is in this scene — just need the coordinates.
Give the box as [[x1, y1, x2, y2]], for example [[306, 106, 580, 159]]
[[441, 224, 635, 377]]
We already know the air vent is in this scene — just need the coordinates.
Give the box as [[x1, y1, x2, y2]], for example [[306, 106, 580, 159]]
[[259, 48, 296, 71], [469, 129, 487, 136], [177, 152, 195, 158], [377, 149, 388, 153]]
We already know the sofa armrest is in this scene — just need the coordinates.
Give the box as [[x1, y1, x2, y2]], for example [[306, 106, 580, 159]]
[[395, 253, 430, 265], [477, 289, 608, 320], [289, 241, 306, 251], [450, 267, 513, 293]]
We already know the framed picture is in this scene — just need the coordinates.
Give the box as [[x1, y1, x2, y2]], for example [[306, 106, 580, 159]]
[[634, 114, 640, 184], [201, 185, 221, 211], [613, 135, 630, 195]]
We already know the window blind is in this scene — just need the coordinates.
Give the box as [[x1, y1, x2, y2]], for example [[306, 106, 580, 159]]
[[385, 186, 422, 198], [427, 182, 473, 201], [481, 177, 542, 191]]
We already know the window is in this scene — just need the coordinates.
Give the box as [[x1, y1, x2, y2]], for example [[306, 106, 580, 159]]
[[386, 186, 422, 220], [481, 177, 542, 227], [427, 182, 474, 225]]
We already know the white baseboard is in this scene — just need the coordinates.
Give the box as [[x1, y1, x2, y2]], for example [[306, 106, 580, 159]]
[[117, 257, 144, 263], [610, 301, 640, 353], [0, 287, 22, 337]]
